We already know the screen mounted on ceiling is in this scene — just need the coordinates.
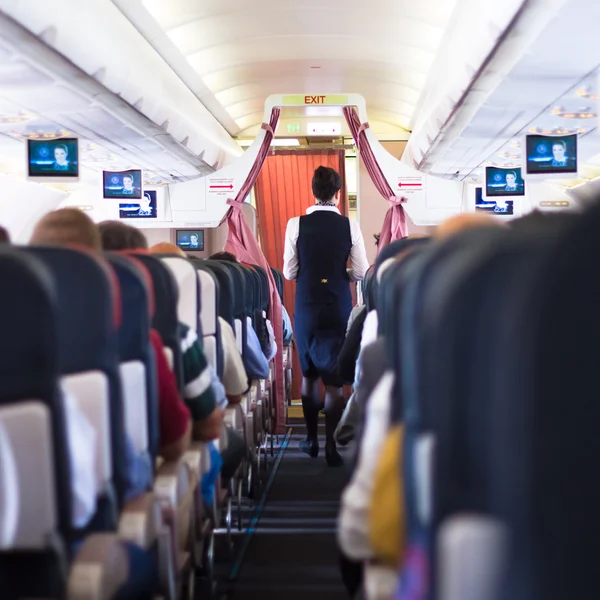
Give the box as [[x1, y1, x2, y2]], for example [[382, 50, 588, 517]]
[[485, 166, 525, 198], [119, 190, 156, 219], [176, 230, 204, 251], [475, 186, 514, 215], [103, 169, 142, 199], [27, 138, 79, 179], [524, 133, 578, 176]]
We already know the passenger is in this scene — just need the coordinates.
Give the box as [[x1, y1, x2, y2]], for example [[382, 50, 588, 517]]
[[0, 226, 10, 243], [283, 166, 369, 467], [435, 212, 501, 240], [209, 250, 273, 376]]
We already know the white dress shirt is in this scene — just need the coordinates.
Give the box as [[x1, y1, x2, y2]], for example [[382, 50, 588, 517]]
[[283, 205, 370, 282]]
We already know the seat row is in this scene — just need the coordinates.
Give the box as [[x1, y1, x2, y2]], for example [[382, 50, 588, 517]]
[[0, 243, 288, 600], [372, 207, 600, 600]]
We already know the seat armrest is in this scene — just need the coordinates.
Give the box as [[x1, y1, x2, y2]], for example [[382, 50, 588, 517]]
[[67, 533, 128, 600], [118, 492, 161, 549]]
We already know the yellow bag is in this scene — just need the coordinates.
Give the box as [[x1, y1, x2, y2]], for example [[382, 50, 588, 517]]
[[368, 425, 406, 567]]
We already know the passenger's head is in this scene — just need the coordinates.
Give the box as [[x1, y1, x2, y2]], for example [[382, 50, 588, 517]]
[[552, 140, 566, 161], [312, 166, 342, 204], [122, 175, 134, 190], [98, 220, 148, 251], [0, 226, 10, 244], [210, 251, 238, 263], [148, 242, 185, 257], [436, 213, 502, 241], [506, 172, 516, 187], [30, 208, 101, 251], [54, 144, 68, 164]]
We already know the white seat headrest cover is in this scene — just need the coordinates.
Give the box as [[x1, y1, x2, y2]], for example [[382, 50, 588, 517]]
[[197, 270, 217, 336], [0, 420, 19, 548], [61, 372, 112, 491], [162, 257, 198, 332], [0, 402, 56, 548], [119, 361, 149, 454]]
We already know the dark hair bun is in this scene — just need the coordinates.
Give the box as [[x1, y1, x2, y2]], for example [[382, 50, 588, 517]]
[[312, 166, 342, 201]]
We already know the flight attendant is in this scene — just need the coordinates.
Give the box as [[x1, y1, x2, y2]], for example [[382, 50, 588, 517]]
[[283, 166, 369, 466]]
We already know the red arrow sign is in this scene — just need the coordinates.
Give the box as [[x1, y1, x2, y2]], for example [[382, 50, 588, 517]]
[[210, 184, 234, 189], [398, 182, 422, 188]]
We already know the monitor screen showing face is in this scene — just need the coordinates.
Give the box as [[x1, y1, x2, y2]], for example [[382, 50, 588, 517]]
[[27, 138, 79, 178], [119, 190, 156, 219], [103, 169, 142, 199], [485, 167, 525, 197], [525, 134, 578, 175], [475, 186, 514, 215], [176, 230, 204, 251]]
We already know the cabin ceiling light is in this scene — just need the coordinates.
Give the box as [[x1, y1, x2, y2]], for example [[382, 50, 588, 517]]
[[576, 88, 598, 100], [0, 113, 32, 124]]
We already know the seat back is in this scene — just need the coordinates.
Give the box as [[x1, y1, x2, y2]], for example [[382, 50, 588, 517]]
[[0, 248, 71, 597], [129, 252, 183, 390], [23, 246, 126, 516], [194, 267, 222, 375], [214, 261, 248, 357], [197, 260, 235, 327], [104, 254, 159, 463], [159, 255, 202, 335], [270, 267, 284, 302], [488, 208, 600, 600]]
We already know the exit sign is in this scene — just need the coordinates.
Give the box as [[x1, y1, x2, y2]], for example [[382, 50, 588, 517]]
[[287, 122, 301, 133], [307, 122, 341, 135]]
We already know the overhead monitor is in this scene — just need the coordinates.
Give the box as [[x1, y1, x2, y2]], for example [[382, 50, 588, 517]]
[[103, 169, 142, 199], [524, 133, 578, 178], [485, 166, 525, 198], [119, 190, 156, 219], [475, 186, 514, 215], [176, 230, 204, 251], [27, 138, 79, 181]]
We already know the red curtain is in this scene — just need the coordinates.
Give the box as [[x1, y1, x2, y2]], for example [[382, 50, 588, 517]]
[[255, 149, 348, 401]]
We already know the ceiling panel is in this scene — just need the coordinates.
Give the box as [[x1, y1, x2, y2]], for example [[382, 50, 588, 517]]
[[132, 0, 458, 136]]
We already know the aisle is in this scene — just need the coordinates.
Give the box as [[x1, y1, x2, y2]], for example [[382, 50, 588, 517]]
[[225, 419, 349, 599]]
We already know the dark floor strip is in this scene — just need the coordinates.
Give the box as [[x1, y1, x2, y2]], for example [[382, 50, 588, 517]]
[[227, 428, 292, 582]]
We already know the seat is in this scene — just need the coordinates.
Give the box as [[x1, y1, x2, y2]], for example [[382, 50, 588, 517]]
[[194, 266, 222, 376], [487, 208, 600, 600], [128, 252, 184, 390], [159, 254, 202, 336], [104, 253, 159, 466], [24, 246, 128, 523]]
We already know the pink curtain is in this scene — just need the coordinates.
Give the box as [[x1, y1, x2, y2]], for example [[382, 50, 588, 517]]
[[343, 106, 408, 253], [223, 108, 286, 434]]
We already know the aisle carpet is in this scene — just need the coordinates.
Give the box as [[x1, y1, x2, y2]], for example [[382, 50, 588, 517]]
[[223, 419, 350, 599]]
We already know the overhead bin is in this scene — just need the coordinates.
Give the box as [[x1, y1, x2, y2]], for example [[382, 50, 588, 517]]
[[0, 0, 241, 171]]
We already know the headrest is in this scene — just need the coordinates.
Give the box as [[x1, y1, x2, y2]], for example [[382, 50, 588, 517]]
[[117, 253, 155, 318], [375, 236, 430, 272], [213, 260, 246, 320], [0, 247, 59, 401], [159, 255, 201, 333], [127, 253, 179, 342], [270, 267, 284, 302], [250, 264, 270, 312], [199, 260, 235, 326], [103, 254, 151, 363], [24, 247, 119, 376]]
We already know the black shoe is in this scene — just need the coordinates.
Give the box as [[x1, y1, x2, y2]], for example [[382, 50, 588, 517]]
[[325, 444, 343, 467], [299, 439, 319, 458]]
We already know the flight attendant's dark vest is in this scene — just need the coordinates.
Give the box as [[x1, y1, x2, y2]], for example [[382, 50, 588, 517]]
[[296, 210, 353, 309]]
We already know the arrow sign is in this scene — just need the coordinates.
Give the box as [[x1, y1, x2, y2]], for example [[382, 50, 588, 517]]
[[398, 182, 422, 187], [210, 184, 234, 189], [207, 177, 235, 196]]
